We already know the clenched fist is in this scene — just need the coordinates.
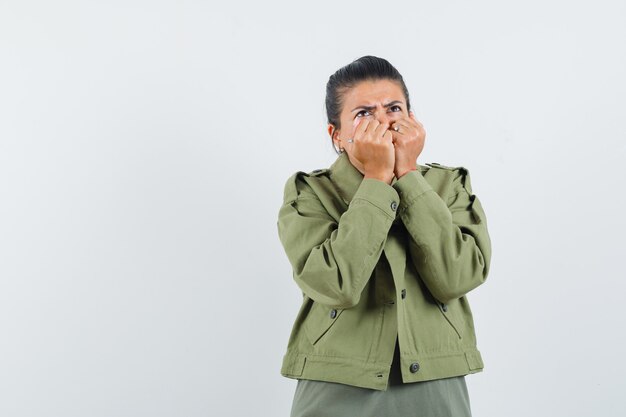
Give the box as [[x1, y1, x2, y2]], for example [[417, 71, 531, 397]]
[[389, 110, 426, 178], [344, 117, 395, 184]]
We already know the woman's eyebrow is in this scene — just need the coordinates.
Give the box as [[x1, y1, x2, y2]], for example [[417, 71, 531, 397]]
[[351, 100, 404, 112]]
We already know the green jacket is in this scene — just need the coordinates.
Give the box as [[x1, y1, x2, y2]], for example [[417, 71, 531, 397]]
[[276, 151, 492, 391]]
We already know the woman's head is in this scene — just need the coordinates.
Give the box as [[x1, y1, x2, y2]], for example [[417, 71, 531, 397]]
[[325, 55, 412, 154]]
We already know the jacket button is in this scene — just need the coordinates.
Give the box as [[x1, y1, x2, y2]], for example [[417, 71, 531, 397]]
[[390, 201, 398, 211], [329, 309, 337, 319], [401, 289, 406, 299], [409, 362, 420, 373]]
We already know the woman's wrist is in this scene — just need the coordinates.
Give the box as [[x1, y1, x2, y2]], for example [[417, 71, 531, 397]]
[[364, 172, 394, 185], [395, 167, 417, 179]]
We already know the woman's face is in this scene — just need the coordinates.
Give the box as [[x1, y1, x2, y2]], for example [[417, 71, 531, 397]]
[[328, 78, 409, 155]]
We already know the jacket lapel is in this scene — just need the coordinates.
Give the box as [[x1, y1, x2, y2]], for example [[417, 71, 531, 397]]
[[328, 151, 434, 205]]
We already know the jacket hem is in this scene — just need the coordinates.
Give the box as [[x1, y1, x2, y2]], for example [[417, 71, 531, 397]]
[[280, 348, 484, 391]]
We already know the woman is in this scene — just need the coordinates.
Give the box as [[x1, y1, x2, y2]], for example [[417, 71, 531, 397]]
[[277, 56, 492, 417]]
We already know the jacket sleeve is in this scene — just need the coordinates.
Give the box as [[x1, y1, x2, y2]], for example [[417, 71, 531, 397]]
[[392, 168, 492, 304], [277, 174, 400, 309]]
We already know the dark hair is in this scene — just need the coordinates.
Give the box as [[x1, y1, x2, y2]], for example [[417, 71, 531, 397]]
[[325, 55, 411, 153]]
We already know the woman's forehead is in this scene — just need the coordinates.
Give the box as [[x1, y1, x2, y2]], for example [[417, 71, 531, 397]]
[[343, 79, 405, 106]]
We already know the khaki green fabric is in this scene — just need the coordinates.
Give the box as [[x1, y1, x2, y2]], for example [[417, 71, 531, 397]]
[[290, 337, 473, 416], [277, 152, 492, 391]]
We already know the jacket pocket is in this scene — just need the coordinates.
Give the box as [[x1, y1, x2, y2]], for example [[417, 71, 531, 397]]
[[304, 302, 345, 345], [436, 301, 462, 339]]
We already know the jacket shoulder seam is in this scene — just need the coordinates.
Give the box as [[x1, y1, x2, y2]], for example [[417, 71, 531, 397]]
[[425, 162, 466, 171]]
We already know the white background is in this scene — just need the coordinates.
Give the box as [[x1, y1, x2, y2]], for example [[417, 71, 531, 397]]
[[1, 1, 625, 416]]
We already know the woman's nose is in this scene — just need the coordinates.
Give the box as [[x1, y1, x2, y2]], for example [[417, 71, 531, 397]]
[[376, 113, 390, 125]]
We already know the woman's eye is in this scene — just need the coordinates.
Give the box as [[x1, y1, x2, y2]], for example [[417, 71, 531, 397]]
[[356, 110, 371, 117], [390, 105, 402, 112]]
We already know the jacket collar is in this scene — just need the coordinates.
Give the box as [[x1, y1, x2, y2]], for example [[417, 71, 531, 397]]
[[328, 151, 400, 205]]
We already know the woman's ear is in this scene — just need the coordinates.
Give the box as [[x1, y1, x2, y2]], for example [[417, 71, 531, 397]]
[[328, 124, 343, 153], [327, 123, 338, 140], [328, 124, 340, 147]]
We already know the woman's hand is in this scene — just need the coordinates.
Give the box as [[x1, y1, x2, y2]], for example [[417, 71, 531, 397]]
[[390, 111, 425, 178], [346, 117, 395, 184]]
